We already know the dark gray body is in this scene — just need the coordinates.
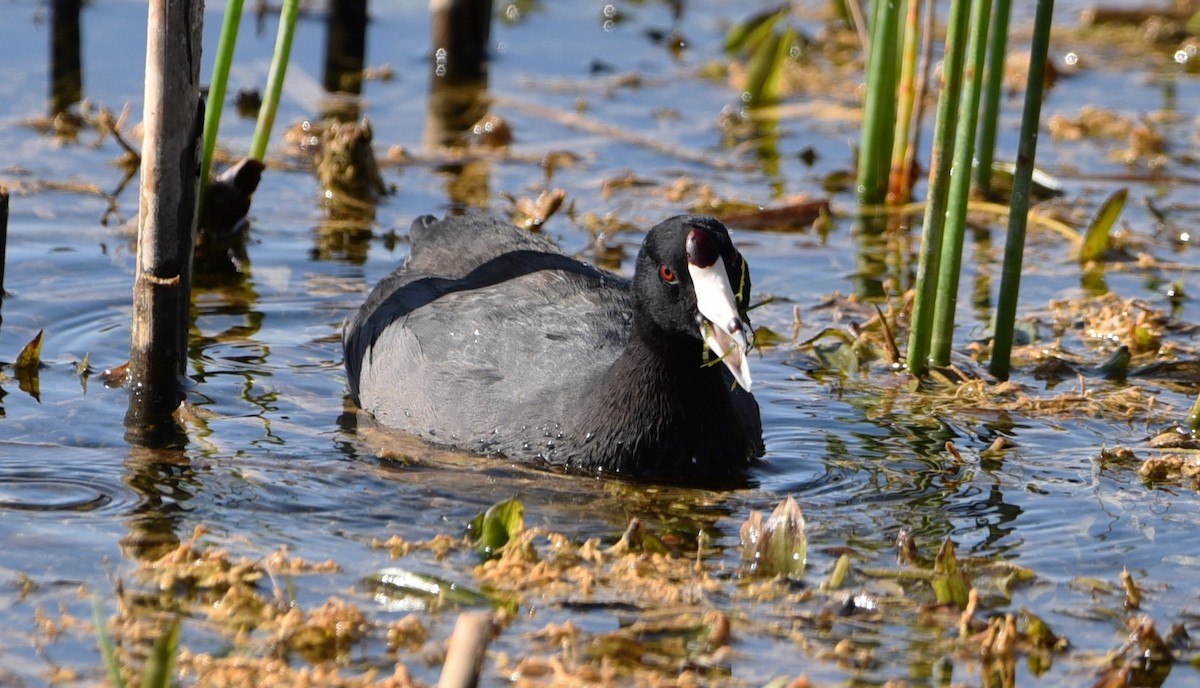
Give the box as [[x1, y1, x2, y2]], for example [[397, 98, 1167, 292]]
[[343, 214, 763, 483]]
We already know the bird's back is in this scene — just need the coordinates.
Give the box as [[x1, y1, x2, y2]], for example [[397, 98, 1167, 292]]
[[343, 214, 633, 453]]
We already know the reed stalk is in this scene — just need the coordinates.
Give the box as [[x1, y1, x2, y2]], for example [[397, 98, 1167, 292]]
[[930, 0, 993, 365], [125, 0, 203, 445], [898, 1, 936, 213], [905, 0, 971, 376], [886, 0, 922, 204], [975, 0, 1013, 195], [200, 0, 245, 207], [249, 0, 300, 161], [988, 0, 1055, 380], [856, 0, 900, 207]]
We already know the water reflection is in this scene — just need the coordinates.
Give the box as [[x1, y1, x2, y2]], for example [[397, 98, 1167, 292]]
[[49, 0, 83, 115], [424, 0, 493, 150], [322, 0, 368, 98], [120, 447, 196, 562]]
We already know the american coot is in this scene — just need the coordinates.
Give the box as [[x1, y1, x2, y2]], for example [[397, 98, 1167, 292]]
[[343, 213, 763, 483]]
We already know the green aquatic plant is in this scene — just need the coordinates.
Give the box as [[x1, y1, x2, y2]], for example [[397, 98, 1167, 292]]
[[91, 596, 181, 688], [467, 496, 526, 559], [249, 0, 300, 161], [930, 0, 994, 366], [739, 495, 807, 578], [975, 1, 1013, 195], [199, 0, 246, 207], [856, 0, 900, 207], [723, 5, 801, 107], [905, 0, 972, 377], [1079, 188, 1128, 264], [989, 0, 1056, 381]]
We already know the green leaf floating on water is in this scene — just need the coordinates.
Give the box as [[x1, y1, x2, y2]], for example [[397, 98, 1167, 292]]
[[931, 539, 971, 608], [467, 496, 525, 559], [1079, 187, 1128, 264], [739, 495, 806, 578], [369, 567, 506, 612]]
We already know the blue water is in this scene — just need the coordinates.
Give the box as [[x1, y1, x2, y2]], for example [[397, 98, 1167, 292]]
[[1, 0, 1198, 685]]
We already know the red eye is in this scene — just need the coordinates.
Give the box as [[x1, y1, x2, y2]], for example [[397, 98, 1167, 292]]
[[659, 265, 677, 283]]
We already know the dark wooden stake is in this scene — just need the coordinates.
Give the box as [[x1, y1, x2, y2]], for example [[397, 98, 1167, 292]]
[[125, 0, 205, 446], [0, 187, 8, 297]]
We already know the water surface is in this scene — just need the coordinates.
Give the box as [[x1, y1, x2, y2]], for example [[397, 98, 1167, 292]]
[[1, 0, 1199, 685]]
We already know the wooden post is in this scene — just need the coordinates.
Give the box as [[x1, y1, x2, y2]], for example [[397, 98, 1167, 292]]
[[125, 0, 205, 446], [0, 187, 8, 296]]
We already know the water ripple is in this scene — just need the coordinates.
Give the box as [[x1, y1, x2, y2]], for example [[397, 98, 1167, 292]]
[[0, 444, 137, 515]]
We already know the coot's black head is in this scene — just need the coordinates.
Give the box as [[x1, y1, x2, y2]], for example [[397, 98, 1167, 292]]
[[632, 215, 753, 390]]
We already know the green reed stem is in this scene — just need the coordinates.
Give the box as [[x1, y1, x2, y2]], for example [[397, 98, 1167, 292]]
[[886, 0, 922, 205], [199, 0, 245, 207], [92, 597, 127, 688], [975, 0, 1013, 195], [249, 0, 300, 161], [989, 0, 1054, 380], [905, 0, 971, 377], [930, 0, 992, 366], [856, 0, 901, 207], [899, 1, 936, 214]]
